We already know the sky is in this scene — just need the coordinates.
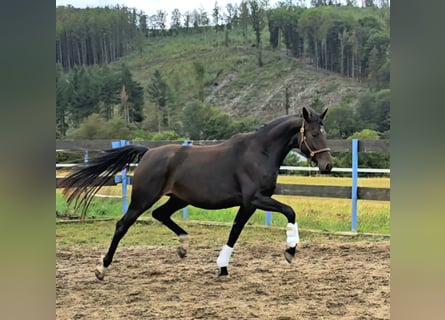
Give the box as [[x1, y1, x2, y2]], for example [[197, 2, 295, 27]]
[[55, 0, 286, 19]]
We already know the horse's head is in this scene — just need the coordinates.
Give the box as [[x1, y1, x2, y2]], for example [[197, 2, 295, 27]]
[[298, 107, 333, 174]]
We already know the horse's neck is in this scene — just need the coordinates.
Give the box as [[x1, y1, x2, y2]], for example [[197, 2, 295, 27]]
[[258, 117, 302, 167]]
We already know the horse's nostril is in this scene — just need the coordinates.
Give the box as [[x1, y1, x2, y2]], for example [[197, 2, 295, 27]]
[[326, 163, 332, 171]]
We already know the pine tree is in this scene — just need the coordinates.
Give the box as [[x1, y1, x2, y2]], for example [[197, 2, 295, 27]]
[[147, 69, 169, 132]]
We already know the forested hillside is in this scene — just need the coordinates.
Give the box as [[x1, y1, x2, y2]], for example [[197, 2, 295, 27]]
[[56, 0, 390, 150]]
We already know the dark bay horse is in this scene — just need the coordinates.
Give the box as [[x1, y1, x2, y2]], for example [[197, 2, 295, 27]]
[[61, 107, 332, 279]]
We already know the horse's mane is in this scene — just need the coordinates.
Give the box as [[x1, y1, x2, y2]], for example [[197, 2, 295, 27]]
[[255, 114, 300, 133], [232, 107, 323, 141], [253, 108, 325, 138]]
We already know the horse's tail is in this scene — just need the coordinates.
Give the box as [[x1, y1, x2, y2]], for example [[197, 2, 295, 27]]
[[61, 145, 149, 218]]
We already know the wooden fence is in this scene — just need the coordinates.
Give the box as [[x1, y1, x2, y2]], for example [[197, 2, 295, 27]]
[[55, 177, 389, 201], [57, 139, 390, 153], [56, 139, 390, 231]]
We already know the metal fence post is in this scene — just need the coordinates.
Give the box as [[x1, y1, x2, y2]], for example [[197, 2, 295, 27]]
[[112, 140, 130, 214], [265, 211, 272, 226], [351, 139, 358, 232], [181, 140, 192, 220]]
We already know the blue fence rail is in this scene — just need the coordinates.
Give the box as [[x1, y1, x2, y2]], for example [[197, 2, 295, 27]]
[[56, 139, 390, 232]]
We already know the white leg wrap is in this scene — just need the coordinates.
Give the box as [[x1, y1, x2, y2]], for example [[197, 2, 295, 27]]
[[96, 265, 108, 275], [217, 245, 233, 268], [179, 234, 189, 244], [286, 222, 300, 247]]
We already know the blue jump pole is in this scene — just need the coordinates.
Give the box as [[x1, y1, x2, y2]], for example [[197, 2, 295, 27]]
[[351, 139, 358, 232], [112, 140, 130, 214], [84, 150, 88, 164], [181, 140, 192, 220]]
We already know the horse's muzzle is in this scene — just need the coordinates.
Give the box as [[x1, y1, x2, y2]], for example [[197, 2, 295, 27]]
[[319, 162, 332, 174]]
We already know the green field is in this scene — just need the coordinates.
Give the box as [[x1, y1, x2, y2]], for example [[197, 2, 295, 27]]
[[56, 175, 390, 234]]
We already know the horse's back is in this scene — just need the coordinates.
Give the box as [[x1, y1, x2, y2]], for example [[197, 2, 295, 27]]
[[131, 144, 181, 189], [132, 141, 248, 206]]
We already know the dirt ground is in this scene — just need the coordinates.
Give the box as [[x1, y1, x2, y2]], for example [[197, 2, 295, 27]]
[[56, 240, 389, 320]]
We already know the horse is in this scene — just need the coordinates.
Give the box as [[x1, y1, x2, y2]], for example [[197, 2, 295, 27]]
[[61, 107, 332, 280]]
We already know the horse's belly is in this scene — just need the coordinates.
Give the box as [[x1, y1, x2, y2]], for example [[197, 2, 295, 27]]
[[189, 197, 241, 210], [179, 191, 242, 210], [168, 169, 242, 209]]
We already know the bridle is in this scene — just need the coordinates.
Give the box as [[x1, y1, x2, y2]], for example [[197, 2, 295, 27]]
[[299, 119, 331, 160]]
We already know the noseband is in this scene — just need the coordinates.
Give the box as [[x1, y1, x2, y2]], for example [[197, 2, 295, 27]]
[[299, 120, 331, 160]]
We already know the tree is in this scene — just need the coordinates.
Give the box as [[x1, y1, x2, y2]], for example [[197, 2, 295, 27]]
[[192, 9, 201, 29], [249, 0, 266, 66], [200, 9, 210, 28], [349, 128, 380, 139], [213, 1, 221, 32], [118, 64, 144, 123], [182, 101, 207, 139], [284, 84, 290, 115], [66, 66, 101, 127], [193, 61, 206, 102], [364, 0, 375, 7], [69, 113, 134, 139], [120, 85, 129, 123], [171, 8, 182, 33], [299, 8, 324, 69], [281, 7, 304, 57], [147, 69, 169, 132], [311, 0, 328, 7], [249, 0, 266, 48], [56, 64, 70, 136], [155, 10, 167, 35], [355, 89, 390, 133], [139, 11, 148, 37], [374, 89, 390, 133], [346, 129, 389, 169], [323, 103, 357, 139], [346, 0, 358, 6], [367, 45, 380, 90], [56, 63, 143, 134], [267, 11, 280, 50], [239, 1, 250, 44], [224, 3, 236, 28], [181, 102, 257, 140], [183, 11, 191, 31], [347, 30, 359, 78], [56, 5, 141, 70]]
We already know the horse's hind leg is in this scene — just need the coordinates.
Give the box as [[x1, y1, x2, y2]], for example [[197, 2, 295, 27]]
[[95, 195, 159, 280], [151, 196, 189, 258]]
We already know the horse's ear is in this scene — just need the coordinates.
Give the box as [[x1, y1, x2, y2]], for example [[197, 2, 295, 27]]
[[320, 108, 328, 120], [302, 107, 310, 121]]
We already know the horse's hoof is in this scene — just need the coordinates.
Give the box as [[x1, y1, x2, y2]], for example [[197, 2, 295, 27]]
[[94, 265, 107, 280], [177, 246, 187, 258], [284, 246, 296, 264], [219, 267, 228, 276], [95, 269, 105, 280]]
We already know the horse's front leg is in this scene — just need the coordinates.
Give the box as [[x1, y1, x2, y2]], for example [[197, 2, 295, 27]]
[[217, 207, 255, 276], [251, 194, 299, 263], [284, 222, 299, 263]]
